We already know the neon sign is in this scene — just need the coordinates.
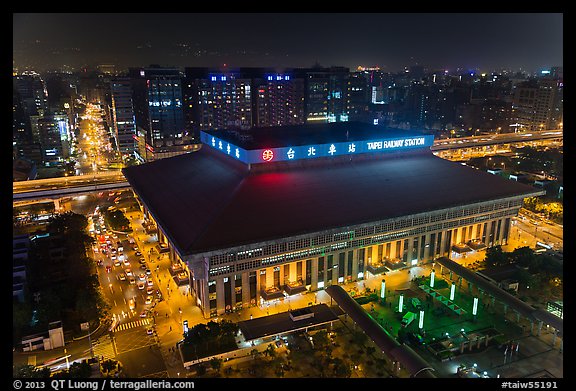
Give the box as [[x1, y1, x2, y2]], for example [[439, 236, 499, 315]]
[[200, 131, 434, 165], [262, 149, 274, 162]]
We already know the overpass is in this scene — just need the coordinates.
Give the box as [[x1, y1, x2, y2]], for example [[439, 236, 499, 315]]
[[13, 130, 561, 204], [430, 130, 562, 152], [13, 181, 131, 202]]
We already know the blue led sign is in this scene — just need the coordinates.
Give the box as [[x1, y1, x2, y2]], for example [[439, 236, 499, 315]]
[[200, 131, 434, 165]]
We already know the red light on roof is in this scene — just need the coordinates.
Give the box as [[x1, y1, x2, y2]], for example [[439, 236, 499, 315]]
[[262, 149, 274, 162]]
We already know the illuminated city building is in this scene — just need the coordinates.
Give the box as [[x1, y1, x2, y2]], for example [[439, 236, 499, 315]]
[[254, 73, 305, 127], [33, 113, 71, 165], [303, 66, 349, 123], [123, 122, 544, 318], [511, 78, 562, 132], [110, 77, 137, 157], [129, 67, 186, 147], [183, 67, 253, 134]]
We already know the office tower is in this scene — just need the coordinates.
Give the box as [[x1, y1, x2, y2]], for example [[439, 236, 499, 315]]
[[346, 72, 369, 122], [110, 78, 137, 156], [301, 66, 350, 123], [129, 67, 186, 147], [36, 113, 71, 165], [146, 68, 186, 146]]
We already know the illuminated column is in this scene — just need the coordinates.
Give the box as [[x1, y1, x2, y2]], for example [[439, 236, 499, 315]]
[[406, 239, 414, 264], [230, 276, 237, 309], [289, 262, 297, 283], [423, 233, 432, 260], [418, 310, 424, 329], [398, 293, 404, 313], [373, 245, 379, 264], [396, 241, 403, 261], [266, 266, 274, 288], [438, 230, 447, 257], [54, 198, 61, 211], [311, 257, 319, 291], [455, 227, 462, 244], [430, 270, 435, 288], [472, 297, 479, 317], [216, 277, 225, 315], [450, 282, 456, 301], [380, 280, 386, 300], [351, 249, 359, 280], [497, 218, 506, 244], [484, 220, 493, 246], [390, 241, 397, 259], [241, 272, 251, 306], [256, 269, 263, 297]]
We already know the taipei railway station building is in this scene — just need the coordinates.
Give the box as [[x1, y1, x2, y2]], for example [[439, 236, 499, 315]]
[[122, 122, 545, 319]]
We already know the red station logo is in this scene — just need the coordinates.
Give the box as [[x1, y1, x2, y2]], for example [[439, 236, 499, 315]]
[[262, 149, 274, 162]]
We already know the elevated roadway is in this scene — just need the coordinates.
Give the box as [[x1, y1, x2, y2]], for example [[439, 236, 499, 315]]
[[13, 130, 562, 204]]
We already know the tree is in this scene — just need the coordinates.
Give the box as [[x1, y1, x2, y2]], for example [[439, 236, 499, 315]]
[[312, 330, 330, 351], [484, 245, 509, 267], [13, 364, 51, 378], [53, 361, 92, 378], [195, 363, 207, 376], [100, 359, 122, 377], [209, 357, 223, 373], [331, 357, 352, 378], [104, 209, 131, 232], [250, 348, 261, 361]]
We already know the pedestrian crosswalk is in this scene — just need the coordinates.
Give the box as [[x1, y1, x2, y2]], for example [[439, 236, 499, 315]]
[[91, 336, 116, 361], [113, 318, 151, 332]]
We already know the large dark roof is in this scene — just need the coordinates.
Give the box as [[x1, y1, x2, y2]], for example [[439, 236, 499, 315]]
[[237, 304, 342, 341], [123, 146, 544, 256], [205, 121, 431, 149]]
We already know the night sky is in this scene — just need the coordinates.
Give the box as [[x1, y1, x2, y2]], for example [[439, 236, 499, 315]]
[[13, 13, 563, 73]]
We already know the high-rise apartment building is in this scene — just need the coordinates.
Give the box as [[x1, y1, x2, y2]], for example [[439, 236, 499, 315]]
[[253, 73, 305, 127], [185, 69, 253, 132], [511, 79, 562, 132], [13, 72, 49, 119]]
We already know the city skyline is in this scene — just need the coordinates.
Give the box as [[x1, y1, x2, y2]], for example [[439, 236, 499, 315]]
[[13, 13, 563, 73]]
